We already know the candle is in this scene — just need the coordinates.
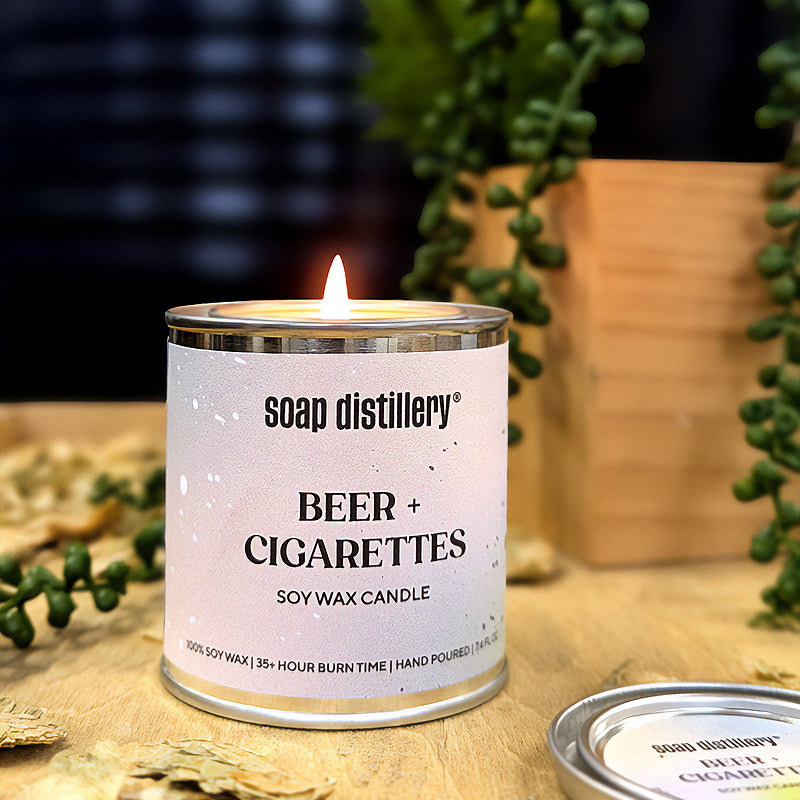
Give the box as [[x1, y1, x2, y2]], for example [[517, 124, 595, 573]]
[[163, 256, 511, 728]]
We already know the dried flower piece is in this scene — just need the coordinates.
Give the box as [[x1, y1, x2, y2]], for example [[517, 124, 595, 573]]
[[127, 740, 334, 800], [505, 528, 557, 582], [0, 697, 65, 748], [750, 659, 800, 690], [18, 741, 130, 800], [599, 660, 679, 692], [15, 739, 334, 800]]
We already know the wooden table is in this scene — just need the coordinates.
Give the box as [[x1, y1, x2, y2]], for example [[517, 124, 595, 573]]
[[2, 556, 797, 799]]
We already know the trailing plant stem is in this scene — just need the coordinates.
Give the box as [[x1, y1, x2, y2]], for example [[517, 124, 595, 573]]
[[511, 39, 605, 274]]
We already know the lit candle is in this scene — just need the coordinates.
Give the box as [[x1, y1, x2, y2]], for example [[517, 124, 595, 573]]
[[163, 256, 510, 728]]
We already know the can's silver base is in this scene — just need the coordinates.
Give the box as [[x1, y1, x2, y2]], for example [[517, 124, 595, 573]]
[[160, 656, 509, 729]]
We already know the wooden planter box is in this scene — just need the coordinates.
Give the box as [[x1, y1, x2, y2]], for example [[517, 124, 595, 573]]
[[463, 160, 782, 565]]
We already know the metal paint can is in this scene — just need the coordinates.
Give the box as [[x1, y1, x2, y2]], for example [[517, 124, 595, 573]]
[[548, 682, 800, 800], [162, 299, 510, 728]]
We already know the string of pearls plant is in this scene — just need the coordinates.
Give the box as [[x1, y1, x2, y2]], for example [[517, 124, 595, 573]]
[[367, 0, 648, 443], [0, 472, 165, 648], [734, 0, 800, 628]]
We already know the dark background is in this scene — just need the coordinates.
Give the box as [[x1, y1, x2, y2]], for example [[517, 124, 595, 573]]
[[0, 0, 790, 401]]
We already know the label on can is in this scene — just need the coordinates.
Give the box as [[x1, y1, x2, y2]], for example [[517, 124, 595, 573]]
[[164, 341, 507, 701]]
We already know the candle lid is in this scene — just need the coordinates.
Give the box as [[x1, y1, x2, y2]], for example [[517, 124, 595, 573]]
[[548, 682, 800, 800]]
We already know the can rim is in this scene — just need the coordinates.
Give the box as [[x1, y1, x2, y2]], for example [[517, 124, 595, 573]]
[[166, 300, 511, 334], [548, 682, 800, 800]]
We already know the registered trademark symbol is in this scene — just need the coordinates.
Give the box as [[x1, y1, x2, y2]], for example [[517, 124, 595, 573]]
[[453, 392, 461, 402]]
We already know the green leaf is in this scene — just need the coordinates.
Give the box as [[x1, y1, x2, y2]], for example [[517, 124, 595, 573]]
[[757, 244, 792, 277], [508, 212, 543, 239], [63, 542, 92, 589], [759, 42, 800, 74], [15, 573, 45, 603], [768, 174, 800, 199], [508, 422, 523, 446], [750, 525, 779, 562], [2, 607, 34, 648], [360, 1, 463, 150], [526, 241, 567, 267], [756, 104, 795, 129], [0, 556, 22, 587], [92, 586, 119, 612], [26, 565, 60, 588], [134, 520, 166, 569], [765, 202, 800, 227], [786, 326, 800, 363], [413, 155, 443, 180], [511, 270, 541, 299], [504, 0, 563, 136], [550, 155, 577, 182], [564, 110, 597, 136], [44, 587, 76, 628], [464, 267, 509, 292], [772, 274, 798, 304], [779, 500, 800, 525], [732, 476, 767, 502], [747, 316, 784, 342], [102, 561, 131, 595], [779, 373, 800, 399], [746, 425, 773, 450], [758, 365, 780, 388], [776, 560, 800, 603], [511, 349, 543, 378], [486, 183, 520, 208], [602, 34, 646, 67], [615, 0, 649, 30], [773, 404, 800, 436], [419, 198, 448, 236], [752, 459, 786, 487], [739, 397, 774, 424], [544, 40, 576, 71]]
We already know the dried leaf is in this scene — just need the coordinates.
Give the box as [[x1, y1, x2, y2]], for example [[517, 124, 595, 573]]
[[19, 741, 130, 800], [129, 740, 335, 800], [599, 660, 679, 692], [15, 739, 334, 800], [0, 433, 165, 563], [505, 527, 557, 582], [0, 697, 65, 748], [750, 659, 800, 690]]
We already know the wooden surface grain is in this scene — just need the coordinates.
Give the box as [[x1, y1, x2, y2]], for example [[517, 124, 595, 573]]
[[2, 557, 797, 799]]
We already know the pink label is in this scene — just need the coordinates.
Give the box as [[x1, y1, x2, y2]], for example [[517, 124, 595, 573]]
[[165, 342, 508, 699]]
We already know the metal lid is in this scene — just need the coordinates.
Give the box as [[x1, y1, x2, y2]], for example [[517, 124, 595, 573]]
[[548, 682, 800, 800]]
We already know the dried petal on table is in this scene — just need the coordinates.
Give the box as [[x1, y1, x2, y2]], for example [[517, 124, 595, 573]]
[[14, 739, 334, 800], [14, 741, 129, 800], [0, 432, 165, 562], [128, 740, 335, 800], [749, 659, 800, 690], [0, 697, 65, 748], [599, 659, 680, 692], [505, 526, 557, 582]]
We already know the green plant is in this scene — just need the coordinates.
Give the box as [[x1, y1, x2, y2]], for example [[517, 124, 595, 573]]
[[0, 465, 167, 648], [0, 521, 165, 648], [362, 0, 648, 442], [734, 0, 800, 629], [89, 466, 166, 510]]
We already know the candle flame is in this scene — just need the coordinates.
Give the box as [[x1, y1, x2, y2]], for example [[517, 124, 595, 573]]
[[319, 254, 352, 318]]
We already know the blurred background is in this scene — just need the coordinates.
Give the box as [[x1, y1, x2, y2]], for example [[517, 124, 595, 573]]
[[0, 0, 788, 400]]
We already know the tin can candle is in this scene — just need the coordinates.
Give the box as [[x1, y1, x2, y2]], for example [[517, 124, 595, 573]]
[[162, 257, 511, 729]]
